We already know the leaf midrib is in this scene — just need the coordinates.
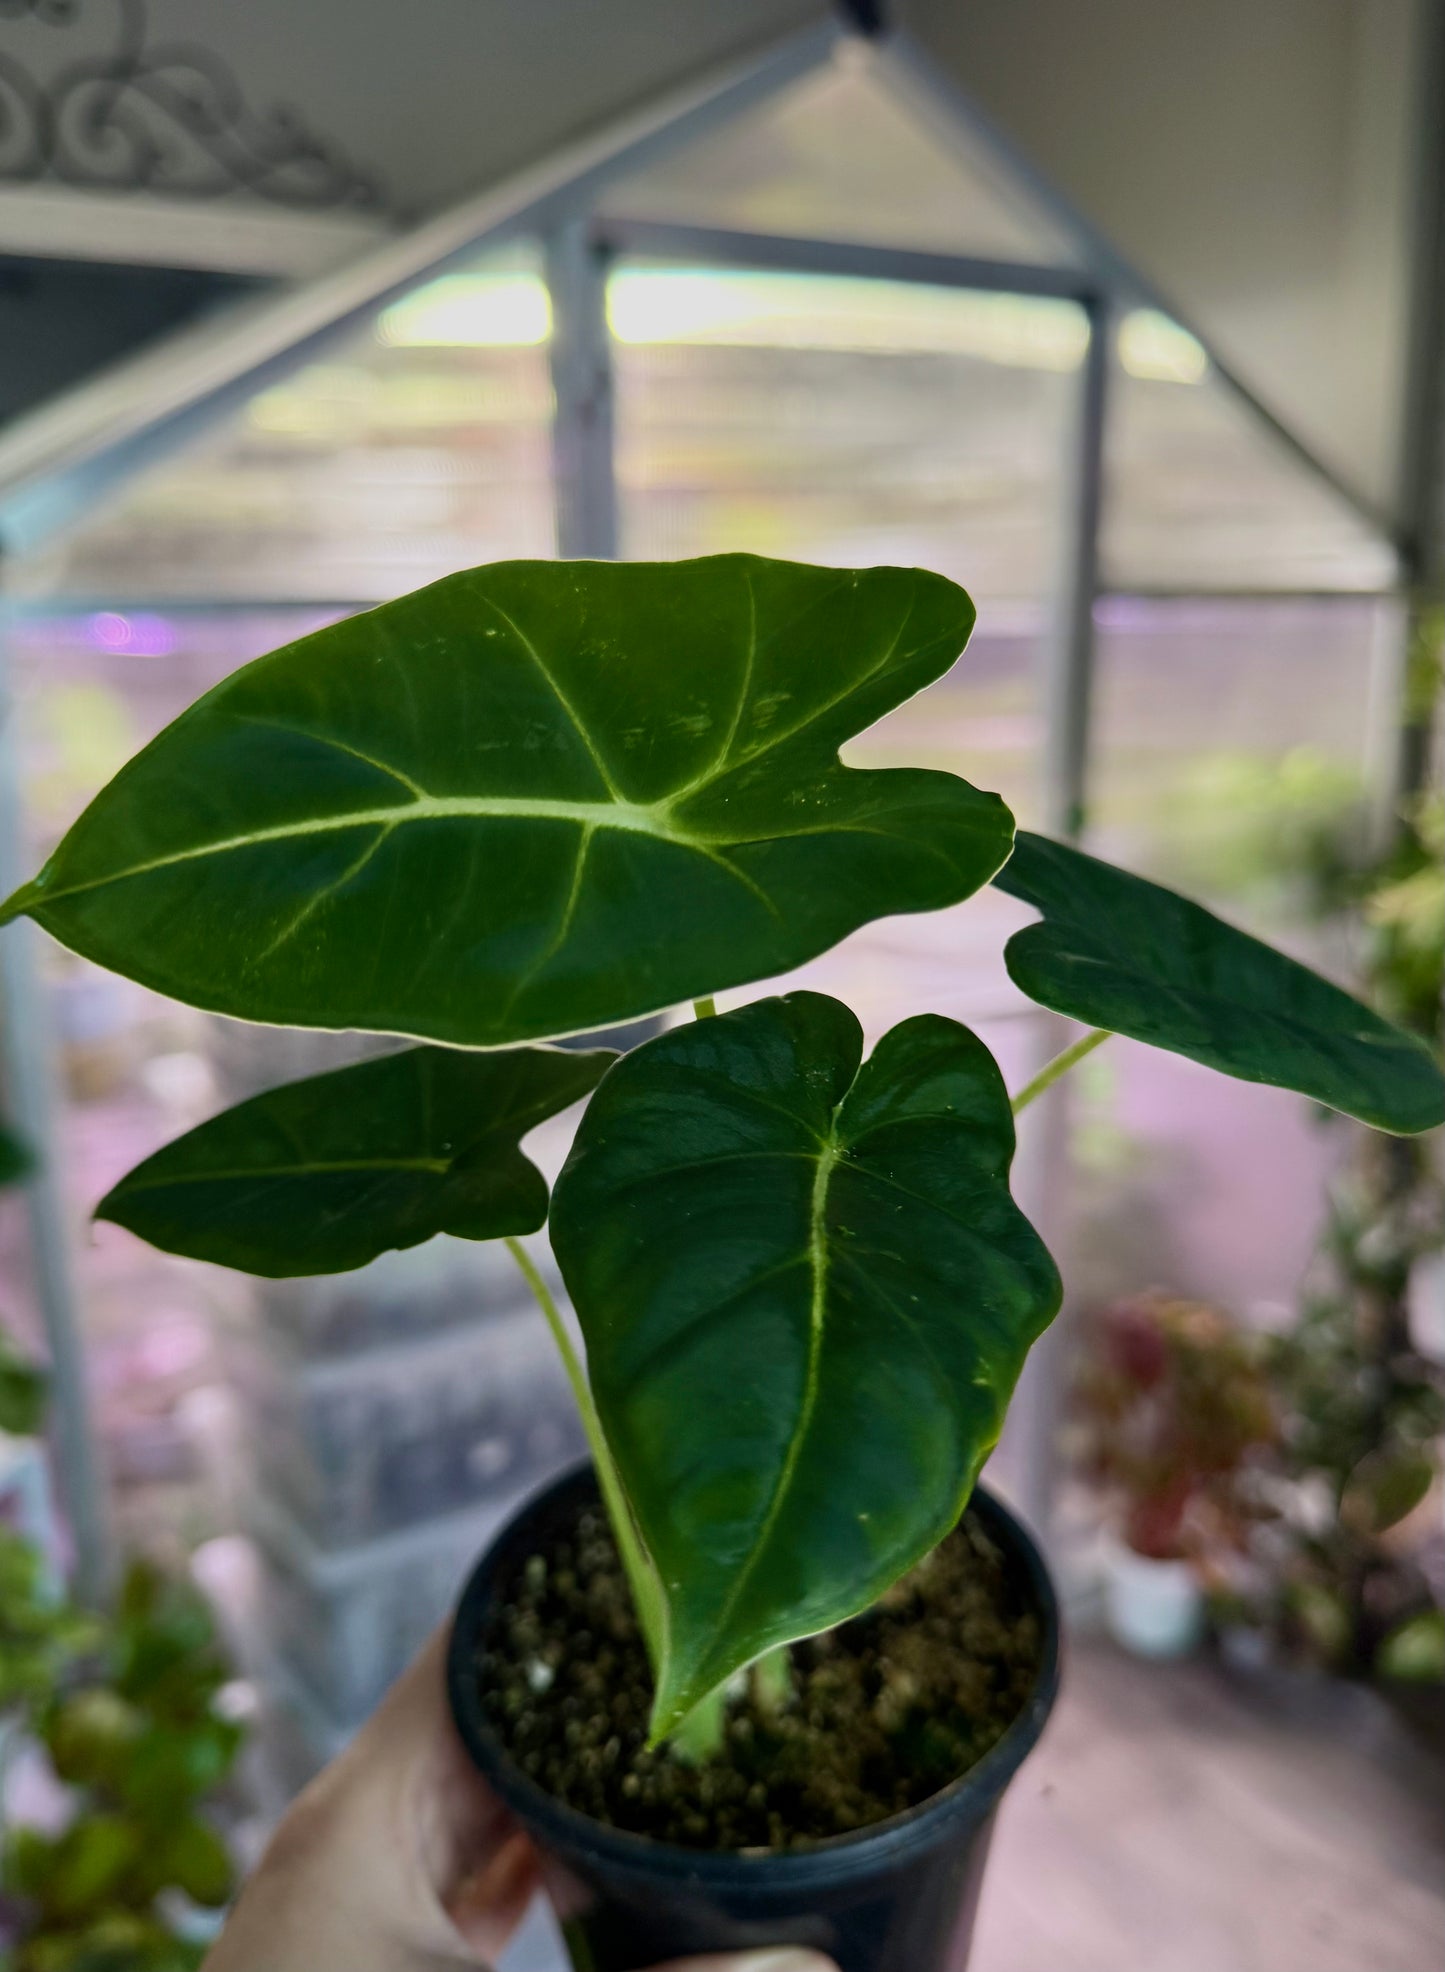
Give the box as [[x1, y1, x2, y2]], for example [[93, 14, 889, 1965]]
[[110, 1155, 455, 1194], [12, 789, 981, 924], [686, 1124, 838, 1668], [12, 794, 666, 917]]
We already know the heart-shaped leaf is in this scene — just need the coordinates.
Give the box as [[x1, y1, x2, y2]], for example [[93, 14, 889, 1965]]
[[97, 1044, 612, 1277], [1, 557, 1008, 1048], [995, 832, 1445, 1135], [550, 992, 1061, 1737]]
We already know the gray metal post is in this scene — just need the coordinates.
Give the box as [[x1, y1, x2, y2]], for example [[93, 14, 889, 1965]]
[[1001, 296, 1110, 1540], [0, 572, 113, 1601], [1041, 293, 1110, 840], [545, 221, 619, 561], [1387, 0, 1445, 824]]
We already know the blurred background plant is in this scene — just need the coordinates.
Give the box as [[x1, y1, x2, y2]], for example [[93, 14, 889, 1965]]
[[1075, 1293, 1279, 1565], [1110, 628, 1445, 1687], [1, 1119, 243, 1971]]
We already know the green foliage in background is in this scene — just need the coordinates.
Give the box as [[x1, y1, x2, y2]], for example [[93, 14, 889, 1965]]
[[2, 1120, 240, 1971], [1, 1562, 240, 1972], [1178, 627, 1445, 1687]]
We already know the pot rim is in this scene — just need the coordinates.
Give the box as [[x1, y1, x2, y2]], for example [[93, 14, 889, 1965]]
[[446, 1460, 1061, 1890]]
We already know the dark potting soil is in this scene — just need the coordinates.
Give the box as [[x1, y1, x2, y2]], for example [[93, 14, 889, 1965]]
[[473, 1501, 1041, 1852]]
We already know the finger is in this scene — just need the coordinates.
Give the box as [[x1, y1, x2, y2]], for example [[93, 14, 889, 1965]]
[[647, 1954, 839, 1972], [282, 1630, 526, 1956], [445, 1829, 542, 1960]]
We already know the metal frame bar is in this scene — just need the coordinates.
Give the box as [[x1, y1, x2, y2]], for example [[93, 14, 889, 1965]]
[[1393, 0, 1445, 586], [594, 217, 1091, 303], [1000, 297, 1109, 1535], [1, 583, 1396, 616], [0, 16, 842, 557], [545, 222, 620, 560], [1384, 0, 1445, 826], [1041, 295, 1110, 840], [0, 571, 112, 1601], [0, 183, 389, 279]]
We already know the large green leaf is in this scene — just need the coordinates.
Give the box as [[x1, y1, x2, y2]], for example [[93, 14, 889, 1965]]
[[550, 992, 1061, 1736], [995, 832, 1445, 1135], [96, 1044, 611, 1278], [0, 557, 1007, 1047]]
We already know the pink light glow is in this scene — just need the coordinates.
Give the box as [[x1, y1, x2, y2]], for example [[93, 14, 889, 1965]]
[[86, 611, 177, 657]]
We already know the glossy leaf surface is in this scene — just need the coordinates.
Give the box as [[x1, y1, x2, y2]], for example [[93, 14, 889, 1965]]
[[996, 832, 1445, 1135], [97, 1044, 611, 1277], [0, 557, 1007, 1046], [550, 992, 1061, 1735]]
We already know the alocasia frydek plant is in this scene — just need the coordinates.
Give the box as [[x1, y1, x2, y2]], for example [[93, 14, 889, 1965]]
[[2, 556, 1441, 1747]]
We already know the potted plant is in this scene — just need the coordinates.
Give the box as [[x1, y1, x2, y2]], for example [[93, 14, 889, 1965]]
[[2, 556, 1440, 1972], [1075, 1294, 1277, 1658]]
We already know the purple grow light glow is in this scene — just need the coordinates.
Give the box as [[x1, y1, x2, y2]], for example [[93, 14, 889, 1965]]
[[86, 611, 177, 657]]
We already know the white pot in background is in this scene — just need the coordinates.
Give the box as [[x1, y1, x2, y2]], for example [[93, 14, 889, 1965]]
[[1101, 1536, 1205, 1659]]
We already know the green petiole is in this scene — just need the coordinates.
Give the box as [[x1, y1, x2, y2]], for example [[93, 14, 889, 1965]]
[[503, 1236, 666, 1674], [1011, 1027, 1111, 1114]]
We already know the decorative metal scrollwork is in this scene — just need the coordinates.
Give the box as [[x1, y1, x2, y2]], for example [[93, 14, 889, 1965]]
[[0, 0, 383, 207]]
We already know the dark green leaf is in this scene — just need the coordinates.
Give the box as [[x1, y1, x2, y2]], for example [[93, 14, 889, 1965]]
[[1376, 1608, 1445, 1682], [44, 1692, 143, 1791], [118, 1718, 243, 1819], [0, 1118, 34, 1186], [0, 1330, 47, 1436], [995, 832, 1445, 1134], [37, 1817, 140, 1922], [1341, 1447, 1434, 1534], [137, 1817, 232, 1908], [96, 1044, 611, 1277], [110, 1563, 228, 1712], [551, 992, 1061, 1736], [1, 557, 1007, 1047]]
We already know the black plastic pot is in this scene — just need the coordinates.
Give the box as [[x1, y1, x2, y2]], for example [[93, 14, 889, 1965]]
[[447, 1464, 1060, 1972]]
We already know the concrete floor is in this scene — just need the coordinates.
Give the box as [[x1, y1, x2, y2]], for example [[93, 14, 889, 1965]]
[[501, 1640, 1445, 1972], [971, 1643, 1445, 1972]]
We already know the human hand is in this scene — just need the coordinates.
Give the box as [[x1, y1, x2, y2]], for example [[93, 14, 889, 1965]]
[[203, 1630, 834, 1972]]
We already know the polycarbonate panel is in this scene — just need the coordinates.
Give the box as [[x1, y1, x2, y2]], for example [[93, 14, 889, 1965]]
[[1090, 595, 1383, 891], [613, 261, 1079, 799], [1, 609, 344, 1547], [1104, 332, 1395, 594], [1069, 595, 1386, 1325], [597, 53, 1079, 265], [15, 248, 555, 606]]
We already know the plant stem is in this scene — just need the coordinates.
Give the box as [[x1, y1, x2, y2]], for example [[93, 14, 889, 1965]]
[[668, 1680, 730, 1765], [1011, 1027, 1111, 1114], [692, 995, 718, 1019], [750, 1642, 795, 1716], [673, 1644, 794, 1765], [504, 1236, 666, 1671]]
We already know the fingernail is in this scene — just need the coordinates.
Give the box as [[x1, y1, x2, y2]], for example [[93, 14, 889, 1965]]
[[732, 1953, 837, 1972]]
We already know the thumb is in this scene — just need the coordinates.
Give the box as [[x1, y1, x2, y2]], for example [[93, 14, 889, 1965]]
[[649, 1954, 839, 1972]]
